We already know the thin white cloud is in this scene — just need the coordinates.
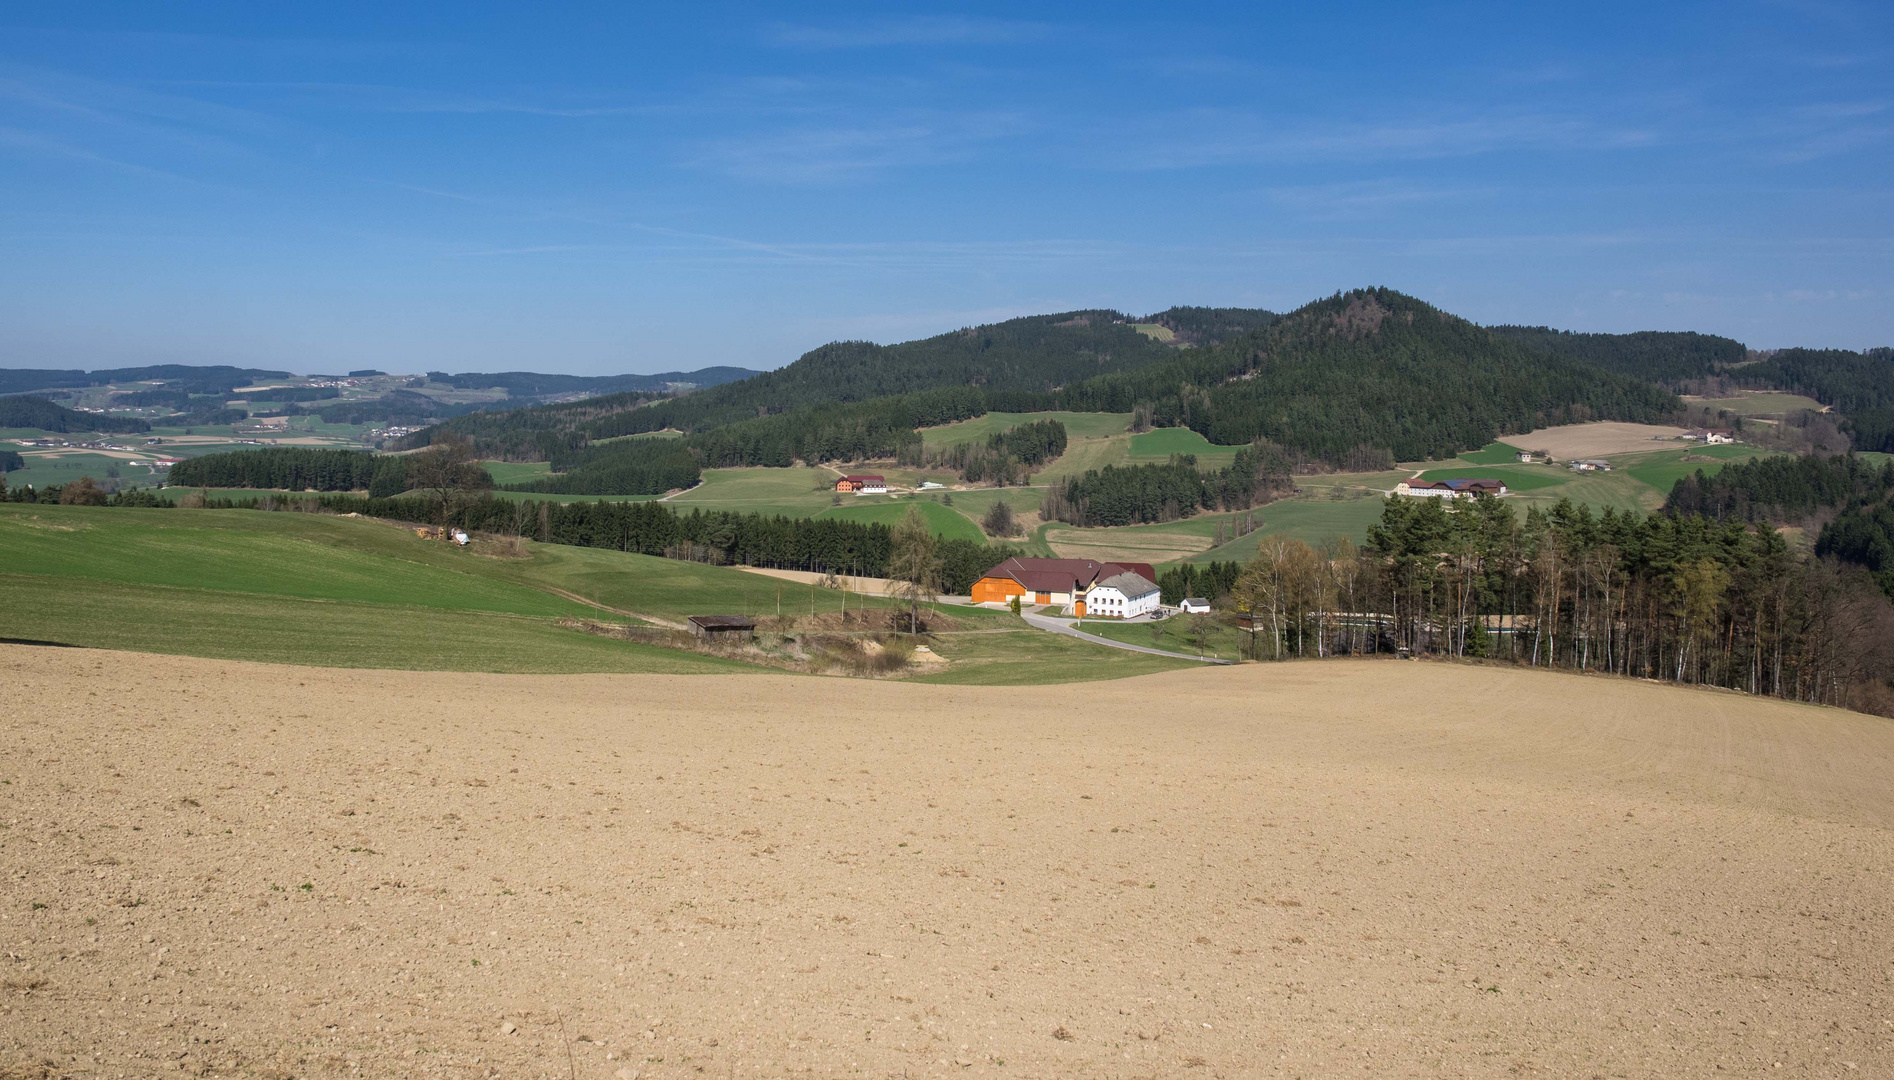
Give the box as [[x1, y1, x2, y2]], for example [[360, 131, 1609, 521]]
[[1260, 179, 1488, 220], [762, 16, 1053, 49], [687, 112, 1031, 182]]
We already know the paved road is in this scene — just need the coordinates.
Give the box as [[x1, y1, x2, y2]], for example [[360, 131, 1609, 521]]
[[1021, 613, 1232, 664]]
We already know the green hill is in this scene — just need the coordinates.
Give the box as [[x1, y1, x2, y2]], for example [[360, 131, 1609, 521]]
[[0, 395, 151, 434], [1052, 289, 1682, 465]]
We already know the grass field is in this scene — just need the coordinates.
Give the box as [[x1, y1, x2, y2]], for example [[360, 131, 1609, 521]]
[[4, 452, 172, 491], [1085, 614, 1247, 662], [1457, 440, 1527, 465], [814, 498, 986, 543], [1128, 428, 1245, 467], [0, 503, 1176, 682], [1185, 497, 1391, 562], [1619, 446, 1777, 500], [479, 460, 553, 485], [664, 466, 839, 516], [918, 411, 1131, 449], [1415, 463, 1570, 491]]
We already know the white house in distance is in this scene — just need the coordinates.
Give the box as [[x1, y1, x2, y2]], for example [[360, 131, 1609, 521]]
[[1683, 429, 1735, 445], [1085, 570, 1162, 619], [1179, 597, 1211, 614], [1393, 477, 1508, 499], [1568, 458, 1611, 472]]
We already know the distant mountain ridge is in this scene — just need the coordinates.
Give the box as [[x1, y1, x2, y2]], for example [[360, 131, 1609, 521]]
[[422, 366, 761, 398]]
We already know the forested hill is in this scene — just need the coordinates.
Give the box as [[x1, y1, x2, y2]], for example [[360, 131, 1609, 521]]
[[0, 365, 292, 397], [1487, 326, 1745, 384], [560, 308, 1272, 438], [0, 395, 150, 434], [404, 307, 1272, 454], [1047, 289, 1682, 463], [1738, 348, 1894, 452]]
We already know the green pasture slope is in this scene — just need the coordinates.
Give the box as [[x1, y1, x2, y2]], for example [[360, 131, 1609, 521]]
[[1621, 445, 1777, 497], [1128, 428, 1246, 466], [479, 460, 553, 485], [0, 504, 742, 674], [0, 504, 1177, 682], [1457, 441, 1527, 465], [815, 499, 986, 543], [919, 411, 1131, 449], [1415, 463, 1568, 491], [664, 466, 838, 517]]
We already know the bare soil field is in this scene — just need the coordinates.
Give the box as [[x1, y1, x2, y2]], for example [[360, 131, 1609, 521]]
[[1506, 422, 1691, 458], [4, 646, 1892, 1078], [1044, 528, 1214, 565]]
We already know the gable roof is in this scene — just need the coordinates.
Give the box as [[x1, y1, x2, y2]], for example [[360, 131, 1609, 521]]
[[1093, 570, 1158, 598], [979, 557, 1157, 593], [840, 474, 885, 483]]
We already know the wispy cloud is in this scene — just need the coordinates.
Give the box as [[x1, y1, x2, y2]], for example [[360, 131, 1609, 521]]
[[687, 112, 1031, 182], [1102, 109, 1660, 169], [762, 16, 1053, 50], [160, 80, 670, 118], [1260, 179, 1488, 220]]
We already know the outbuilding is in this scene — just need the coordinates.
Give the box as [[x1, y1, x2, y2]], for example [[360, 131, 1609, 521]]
[[1179, 598, 1211, 614], [687, 615, 757, 641], [835, 475, 887, 494]]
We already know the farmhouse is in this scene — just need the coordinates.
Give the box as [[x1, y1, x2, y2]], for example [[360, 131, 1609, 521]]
[[1393, 477, 1508, 499], [1085, 570, 1161, 620], [970, 557, 1158, 616], [1179, 598, 1211, 614], [687, 615, 757, 641], [834, 474, 887, 494], [1568, 458, 1611, 472], [1684, 429, 1736, 445]]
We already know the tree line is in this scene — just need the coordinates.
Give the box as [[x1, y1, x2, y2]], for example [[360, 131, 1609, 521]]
[[910, 418, 1069, 485], [1156, 561, 1242, 605], [1665, 453, 1894, 523], [1738, 347, 1894, 453], [168, 447, 423, 494], [1211, 494, 1894, 715], [10, 483, 1023, 595], [1039, 444, 1293, 527]]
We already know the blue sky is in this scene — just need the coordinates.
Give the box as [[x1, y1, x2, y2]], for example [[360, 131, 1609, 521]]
[[2, 1, 1890, 374]]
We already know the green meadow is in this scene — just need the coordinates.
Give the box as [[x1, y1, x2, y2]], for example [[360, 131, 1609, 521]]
[[918, 411, 1132, 449], [0, 503, 1173, 682], [815, 498, 986, 543]]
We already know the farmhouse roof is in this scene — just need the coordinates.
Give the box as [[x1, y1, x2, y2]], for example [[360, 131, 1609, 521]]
[[980, 557, 1154, 594], [687, 615, 757, 631], [841, 474, 885, 483], [1094, 570, 1159, 598], [1182, 597, 1210, 606]]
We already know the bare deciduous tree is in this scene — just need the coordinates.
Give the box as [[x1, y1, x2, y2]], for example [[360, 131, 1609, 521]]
[[408, 436, 489, 533], [885, 505, 943, 634]]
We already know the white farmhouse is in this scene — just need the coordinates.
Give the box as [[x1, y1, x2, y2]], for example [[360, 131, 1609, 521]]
[[1178, 597, 1211, 614], [1085, 570, 1161, 619]]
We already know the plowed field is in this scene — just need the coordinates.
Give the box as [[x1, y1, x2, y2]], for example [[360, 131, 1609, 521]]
[[4, 647, 1890, 1078]]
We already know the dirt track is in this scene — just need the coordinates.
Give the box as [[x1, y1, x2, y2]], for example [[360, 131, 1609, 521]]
[[3, 646, 1891, 1078]]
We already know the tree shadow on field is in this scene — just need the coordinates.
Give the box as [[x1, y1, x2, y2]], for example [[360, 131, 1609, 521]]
[[0, 637, 83, 648]]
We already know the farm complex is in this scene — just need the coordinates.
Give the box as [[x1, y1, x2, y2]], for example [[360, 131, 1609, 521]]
[[970, 556, 1160, 617]]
